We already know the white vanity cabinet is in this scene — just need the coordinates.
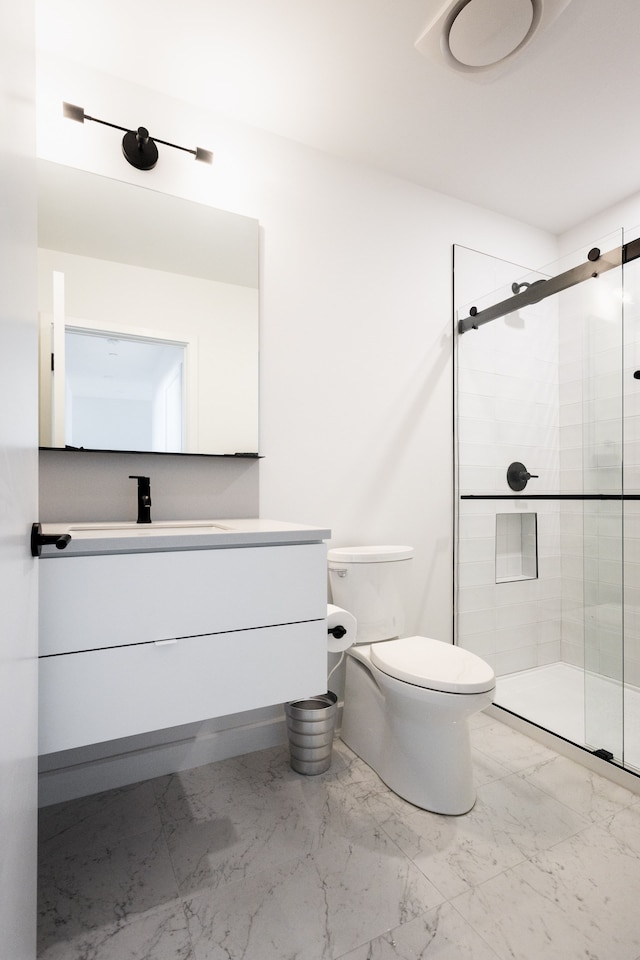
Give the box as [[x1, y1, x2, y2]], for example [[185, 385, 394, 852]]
[[38, 539, 328, 754]]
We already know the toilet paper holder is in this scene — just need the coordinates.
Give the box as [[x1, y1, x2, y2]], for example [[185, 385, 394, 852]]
[[326, 603, 357, 653]]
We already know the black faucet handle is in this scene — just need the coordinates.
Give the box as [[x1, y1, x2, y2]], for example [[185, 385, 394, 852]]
[[129, 476, 152, 523]]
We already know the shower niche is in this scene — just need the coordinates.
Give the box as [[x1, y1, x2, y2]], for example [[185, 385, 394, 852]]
[[495, 513, 538, 583]]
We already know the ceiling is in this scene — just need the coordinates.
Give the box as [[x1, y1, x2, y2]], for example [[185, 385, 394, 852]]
[[35, 0, 640, 235]]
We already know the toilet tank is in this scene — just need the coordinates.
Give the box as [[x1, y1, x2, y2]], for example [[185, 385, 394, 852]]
[[327, 545, 414, 643]]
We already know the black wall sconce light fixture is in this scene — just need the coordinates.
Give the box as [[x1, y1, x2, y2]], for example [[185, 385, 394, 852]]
[[62, 102, 213, 171]]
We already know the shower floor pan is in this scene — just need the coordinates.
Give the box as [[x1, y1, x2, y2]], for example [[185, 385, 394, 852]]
[[496, 662, 640, 774]]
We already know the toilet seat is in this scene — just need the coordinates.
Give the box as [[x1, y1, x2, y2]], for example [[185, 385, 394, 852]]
[[370, 636, 495, 694]]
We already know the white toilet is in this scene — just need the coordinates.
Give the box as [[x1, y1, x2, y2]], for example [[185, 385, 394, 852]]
[[328, 545, 495, 815]]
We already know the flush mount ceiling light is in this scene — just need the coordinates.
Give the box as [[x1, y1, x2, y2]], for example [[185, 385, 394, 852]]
[[415, 0, 572, 78], [62, 102, 213, 170]]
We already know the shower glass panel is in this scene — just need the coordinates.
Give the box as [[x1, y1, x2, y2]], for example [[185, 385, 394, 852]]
[[575, 239, 624, 762], [453, 236, 629, 770], [623, 227, 640, 773]]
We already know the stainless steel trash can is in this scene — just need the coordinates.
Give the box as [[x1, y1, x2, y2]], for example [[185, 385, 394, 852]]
[[284, 691, 338, 775]]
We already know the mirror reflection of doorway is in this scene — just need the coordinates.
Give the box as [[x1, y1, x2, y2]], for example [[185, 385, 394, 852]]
[[64, 329, 186, 452]]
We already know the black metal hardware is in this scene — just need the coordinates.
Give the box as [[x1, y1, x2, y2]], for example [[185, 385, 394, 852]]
[[63, 102, 213, 169], [31, 522, 71, 557], [122, 126, 159, 170], [462, 493, 640, 500], [511, 279, 546, 295], [593, 748, 614, 762], [328, 624, 347, 640], [458, 236, 640, 334], [129, 475, 152, 524], [634, 371, 640, 379], [506, 462, 539, 492]]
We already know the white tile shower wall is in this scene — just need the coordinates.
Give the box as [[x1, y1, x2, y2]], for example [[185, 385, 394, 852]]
[[557, 251, 629, 684], [457, 502, 562, 675], [457, 305, 560, 498], [455, 246, 561, 675], [557, 280, 584, 671], [559, 502, 585, 669]]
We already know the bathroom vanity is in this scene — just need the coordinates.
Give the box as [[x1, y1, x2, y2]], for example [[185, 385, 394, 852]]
[[37, 519, 330, 755]]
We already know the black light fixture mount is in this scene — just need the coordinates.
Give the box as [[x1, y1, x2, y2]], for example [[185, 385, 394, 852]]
[[62, 102, 213, 170]]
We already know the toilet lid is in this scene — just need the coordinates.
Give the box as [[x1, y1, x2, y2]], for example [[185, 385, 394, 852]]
[[370, 636, 495, 694]]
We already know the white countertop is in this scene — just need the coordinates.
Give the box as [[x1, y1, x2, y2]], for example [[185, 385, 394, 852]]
[[38, 518, 332, 557]]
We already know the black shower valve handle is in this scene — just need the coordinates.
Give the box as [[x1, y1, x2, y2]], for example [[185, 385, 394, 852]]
[[507, 462, 538, 491]]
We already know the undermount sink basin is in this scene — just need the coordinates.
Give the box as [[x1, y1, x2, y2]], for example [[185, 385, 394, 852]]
[[68, 521, 231, 533]]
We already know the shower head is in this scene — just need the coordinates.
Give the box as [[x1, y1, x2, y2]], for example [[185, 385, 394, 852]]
[[511, 278, 547, 295]]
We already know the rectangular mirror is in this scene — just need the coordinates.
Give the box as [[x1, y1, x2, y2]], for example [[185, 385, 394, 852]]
[[37, 160, 259, 456]]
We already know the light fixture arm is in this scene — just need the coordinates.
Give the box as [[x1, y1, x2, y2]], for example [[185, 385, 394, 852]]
[[62, 102, 213, 169]]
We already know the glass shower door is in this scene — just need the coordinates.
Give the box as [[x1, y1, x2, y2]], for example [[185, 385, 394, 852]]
[[577, 232, 624, 763], [454, 236, 627, 768], [622, 227, 640, 773]]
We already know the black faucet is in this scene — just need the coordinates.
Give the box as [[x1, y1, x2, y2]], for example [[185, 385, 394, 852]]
[[129, 475, 152, 523]]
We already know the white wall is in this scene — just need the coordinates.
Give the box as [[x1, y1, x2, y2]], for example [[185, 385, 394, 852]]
[[559, 192, 640, 256], [36, 52, 557, 799], [1, 2, 38, 956]]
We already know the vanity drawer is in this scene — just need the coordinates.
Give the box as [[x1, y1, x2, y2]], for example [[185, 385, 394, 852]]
[[40, 543, 326, 655], [39, 619, 327, 754]]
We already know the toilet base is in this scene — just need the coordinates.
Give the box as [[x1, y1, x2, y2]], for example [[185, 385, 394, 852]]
[[341, 648, 494, 816]]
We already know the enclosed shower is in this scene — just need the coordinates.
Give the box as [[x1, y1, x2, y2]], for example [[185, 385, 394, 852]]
[[453, 232, 640, 776]]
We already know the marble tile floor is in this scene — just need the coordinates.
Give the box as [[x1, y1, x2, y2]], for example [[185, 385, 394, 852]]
[[38, 711, 640, 960]]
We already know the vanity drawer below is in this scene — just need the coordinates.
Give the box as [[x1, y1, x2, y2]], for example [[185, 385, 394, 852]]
[[39, 620, 327, 755]]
